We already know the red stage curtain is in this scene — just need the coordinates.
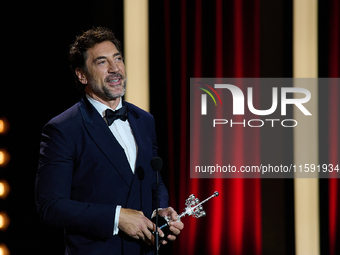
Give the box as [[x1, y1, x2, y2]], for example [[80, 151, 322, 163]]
[[328, 1, 339, 254], [152, 1, 339, 254], [163, 1, 262, 254]]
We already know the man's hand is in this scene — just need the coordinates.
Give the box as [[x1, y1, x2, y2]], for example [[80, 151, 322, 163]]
[[157, 207, 184, 245], [118, 208, 164, 245]]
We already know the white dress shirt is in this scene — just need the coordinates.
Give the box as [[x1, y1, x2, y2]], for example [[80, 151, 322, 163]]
[[86, 95, 137, 235]]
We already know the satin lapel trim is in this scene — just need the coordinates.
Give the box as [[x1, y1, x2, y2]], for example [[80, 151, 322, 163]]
[[126, 107, 144, 171], [124, 106, 145, 210], [79, 97, 133, 187]]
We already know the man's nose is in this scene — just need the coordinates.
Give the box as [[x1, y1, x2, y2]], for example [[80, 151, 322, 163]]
[[108, 61, 119, 72]]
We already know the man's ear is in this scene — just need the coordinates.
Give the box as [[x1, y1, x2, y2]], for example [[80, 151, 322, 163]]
[[75, 68, 88, 85]]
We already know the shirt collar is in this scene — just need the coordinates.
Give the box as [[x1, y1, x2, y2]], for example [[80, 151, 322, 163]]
[[86, 94, 122, 118]]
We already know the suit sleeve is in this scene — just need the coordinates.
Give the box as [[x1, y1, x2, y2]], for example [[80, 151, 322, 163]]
[[35, 122, 116, 239]]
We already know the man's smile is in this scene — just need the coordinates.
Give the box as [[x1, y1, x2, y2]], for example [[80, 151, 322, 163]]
[[106, 74, 123, 86]]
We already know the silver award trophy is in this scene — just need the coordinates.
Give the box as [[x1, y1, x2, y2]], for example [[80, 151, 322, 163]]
[[152, 191, 219, 238]]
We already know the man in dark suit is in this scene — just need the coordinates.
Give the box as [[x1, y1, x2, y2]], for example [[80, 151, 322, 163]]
[[35, 27, 183, 254]]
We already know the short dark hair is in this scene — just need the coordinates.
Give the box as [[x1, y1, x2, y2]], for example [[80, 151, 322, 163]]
[[68, 26, 122, 91]]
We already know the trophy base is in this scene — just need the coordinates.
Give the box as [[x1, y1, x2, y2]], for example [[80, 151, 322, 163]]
[[151, 215, 171, 239]]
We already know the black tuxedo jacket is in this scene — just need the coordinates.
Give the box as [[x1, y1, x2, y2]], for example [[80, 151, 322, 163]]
[[35, 96, 169, 254]]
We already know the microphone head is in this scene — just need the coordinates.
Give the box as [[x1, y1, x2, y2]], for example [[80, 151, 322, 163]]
[[151, 157, 163, 171]]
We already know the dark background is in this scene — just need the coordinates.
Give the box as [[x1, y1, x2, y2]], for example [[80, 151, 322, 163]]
[[1, 1, 126, 254]]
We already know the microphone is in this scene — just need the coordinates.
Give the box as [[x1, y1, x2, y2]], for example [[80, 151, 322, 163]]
[[151, 157, 163, 172], [151, 157, 162, 255], [136, 166, 145, 180]]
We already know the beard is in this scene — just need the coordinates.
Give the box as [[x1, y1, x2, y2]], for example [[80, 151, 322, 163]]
[[87, 74, 127, 101]]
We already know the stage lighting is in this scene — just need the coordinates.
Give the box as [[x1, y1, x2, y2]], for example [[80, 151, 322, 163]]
[[0, 180, 10, 199], [0, 118, 9, 135], [0, 150, 10, 167], [0, 244, 10, 255], [0, 212, 10, 231]]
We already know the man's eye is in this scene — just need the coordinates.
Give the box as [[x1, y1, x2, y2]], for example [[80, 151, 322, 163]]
[[98, 61, 105, 65]]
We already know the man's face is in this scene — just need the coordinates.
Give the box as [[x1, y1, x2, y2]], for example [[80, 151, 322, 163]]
[[78, 41, 127, 101]]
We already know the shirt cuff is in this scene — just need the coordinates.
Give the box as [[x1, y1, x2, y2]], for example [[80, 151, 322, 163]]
[[151, 208, 164, 218], [113, 205, 121, 235]]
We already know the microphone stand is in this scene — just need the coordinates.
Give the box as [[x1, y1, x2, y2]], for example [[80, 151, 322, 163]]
[[155, 168, 159, 255], [151, 157, 163, 255]]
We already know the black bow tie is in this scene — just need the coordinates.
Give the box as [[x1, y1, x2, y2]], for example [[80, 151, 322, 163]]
[[105, 105, 128, 126]]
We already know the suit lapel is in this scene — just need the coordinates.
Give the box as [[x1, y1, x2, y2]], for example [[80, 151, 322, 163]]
[[79, 97, 134, 187], [124, 102, 144, 171], [123, 102, 146, 211]]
